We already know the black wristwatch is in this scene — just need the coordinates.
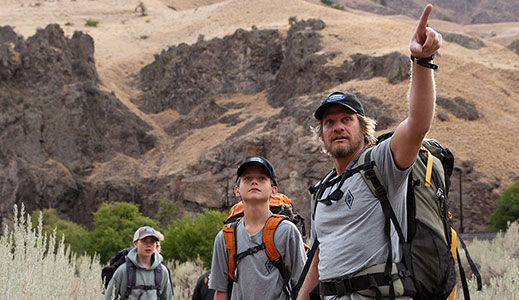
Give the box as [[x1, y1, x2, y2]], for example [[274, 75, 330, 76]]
[[410, 54, 438, 70]]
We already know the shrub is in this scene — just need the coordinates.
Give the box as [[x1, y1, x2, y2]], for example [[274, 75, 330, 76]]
[[455, 222, 519, 299], [85, 18, 99, 27], [166, 258, 205, 300], [0, 204, 103, 299], [162, 209, 226, 267], [489, 180, 519, 231], [30, 208, 90, 256], [507, 39, 519, 54], [156, 197, 185, 230], [88, 202, 158, 263]]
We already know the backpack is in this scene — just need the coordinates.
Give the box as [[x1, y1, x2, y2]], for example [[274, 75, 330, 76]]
[[101, 247, 164, 299], [222, 193, 305, 299], [303, 132, 481, 300]]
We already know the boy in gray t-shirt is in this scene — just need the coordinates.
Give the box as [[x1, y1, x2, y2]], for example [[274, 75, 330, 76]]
[[209, 156, 306, 300]]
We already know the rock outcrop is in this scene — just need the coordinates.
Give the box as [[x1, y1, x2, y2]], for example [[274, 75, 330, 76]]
[[0, 25, 155, 227]]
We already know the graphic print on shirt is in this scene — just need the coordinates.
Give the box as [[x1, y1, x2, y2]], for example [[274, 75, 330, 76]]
[[345, 188, 354, 209], [265, 258, 274, 274]]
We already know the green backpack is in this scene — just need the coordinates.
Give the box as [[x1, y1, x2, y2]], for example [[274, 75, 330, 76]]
[[355, 132, 482, 300], [302, 132, 482, 300]]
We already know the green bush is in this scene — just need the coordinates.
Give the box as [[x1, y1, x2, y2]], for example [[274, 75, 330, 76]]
[[30, 209, 90, 256], [88, 202, 157, 263], [85, 18, 99, 27], [320, 0, 333, 5], [162, 209, 226, 268], [156, 198, 185, 231], [489, 181, 519, 231]]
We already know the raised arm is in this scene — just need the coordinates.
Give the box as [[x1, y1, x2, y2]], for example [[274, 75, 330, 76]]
[[391, 4, 442, 169]]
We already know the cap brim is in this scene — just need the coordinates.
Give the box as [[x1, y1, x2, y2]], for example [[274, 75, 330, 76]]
[[314, 102, 360, 120], [135, 234, 159, 242], [236, 161, 278, 186]]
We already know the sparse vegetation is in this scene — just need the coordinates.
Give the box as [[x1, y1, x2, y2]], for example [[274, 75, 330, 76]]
[[320, 0, 345, 10], [85, 18, 99, 27], [507, 39, 519, 54], [64, 22, 73, 26]]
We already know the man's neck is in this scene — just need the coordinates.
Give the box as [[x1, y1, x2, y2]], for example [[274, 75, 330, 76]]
[[137, 254, 153, 269], [333, 146, 365, 176], [242, 199, 270, 235]]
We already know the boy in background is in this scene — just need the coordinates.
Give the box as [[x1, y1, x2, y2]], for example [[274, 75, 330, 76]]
[[105, 226, 173, 300]]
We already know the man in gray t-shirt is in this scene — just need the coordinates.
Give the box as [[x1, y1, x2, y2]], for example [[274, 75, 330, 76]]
[[209, 156, 306, 300], [297, 4, 442, 300]]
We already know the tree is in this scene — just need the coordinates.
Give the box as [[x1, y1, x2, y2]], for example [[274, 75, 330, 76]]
[[88, 202, 157, 263], [162, 209, 226, 267], [156, 197, 185, 230], [489, 180, 519, 231], [30, 208, 90, 255]]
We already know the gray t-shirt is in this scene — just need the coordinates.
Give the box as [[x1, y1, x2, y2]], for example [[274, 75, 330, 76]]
[[209, 217, 306, 300], [312, 139, 411, 300]]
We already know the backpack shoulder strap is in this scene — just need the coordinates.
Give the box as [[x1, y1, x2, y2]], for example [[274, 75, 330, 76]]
[[262, 214, 286, 264], [222, 221, 239, 281], [262, 214, 292, 298], [154, 262, 163, 296], [123, 256, 136, 300]]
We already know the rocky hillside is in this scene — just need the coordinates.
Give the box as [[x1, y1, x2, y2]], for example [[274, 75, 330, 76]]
[[333, 0, 519, 25], [1, 0, 518, 233]]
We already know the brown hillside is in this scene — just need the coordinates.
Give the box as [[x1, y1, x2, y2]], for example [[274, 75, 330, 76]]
[[1, 0, 518, 232]]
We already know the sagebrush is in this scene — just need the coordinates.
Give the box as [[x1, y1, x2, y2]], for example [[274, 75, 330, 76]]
[[2, 204, 518, 300], [0, 205, 103, 299]]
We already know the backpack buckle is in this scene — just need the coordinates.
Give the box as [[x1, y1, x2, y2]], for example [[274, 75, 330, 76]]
[[399, 269, 411, 278], [334, 277, 352, 295]]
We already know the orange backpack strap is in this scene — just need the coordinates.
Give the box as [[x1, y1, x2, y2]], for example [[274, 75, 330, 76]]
[[262, 214, 285, 263], [262, 214, 292, 297], [222, 222, 238, 281]]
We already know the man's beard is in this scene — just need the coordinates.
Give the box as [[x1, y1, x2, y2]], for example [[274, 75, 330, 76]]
[[325, 133, 364, 159]]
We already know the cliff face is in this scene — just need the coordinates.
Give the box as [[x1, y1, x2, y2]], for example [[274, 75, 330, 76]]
[[0, 15, 511, 232], [0, 24, 155, 226]]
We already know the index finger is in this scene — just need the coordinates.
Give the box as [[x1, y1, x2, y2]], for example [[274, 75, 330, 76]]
[[417, 4, 433, 31]]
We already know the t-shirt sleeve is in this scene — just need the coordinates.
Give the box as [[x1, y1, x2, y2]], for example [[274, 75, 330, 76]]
[[276, 221, 307, 288], [208, 230, 229, 292], [372, 138, 413, 204]]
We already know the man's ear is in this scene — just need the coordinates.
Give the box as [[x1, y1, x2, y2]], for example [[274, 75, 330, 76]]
[[234, 184, 241, 198], [271, 185, 278, 195], [133, 240, 138, 247]]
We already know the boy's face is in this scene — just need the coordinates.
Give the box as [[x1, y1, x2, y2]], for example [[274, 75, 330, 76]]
[[234, 165, 277, 203], [133, 236, 158, 258]]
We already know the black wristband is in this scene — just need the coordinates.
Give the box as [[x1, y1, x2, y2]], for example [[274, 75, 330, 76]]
[[410, 54, 438, 70]]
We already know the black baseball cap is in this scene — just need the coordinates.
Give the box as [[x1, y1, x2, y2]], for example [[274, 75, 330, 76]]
[[314, 92, 365, 120], [236, 156, 278, 186]]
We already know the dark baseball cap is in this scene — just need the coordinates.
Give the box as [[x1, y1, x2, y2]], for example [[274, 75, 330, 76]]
[[314, 92, 365, 120], [236, 156, 278, 186]]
